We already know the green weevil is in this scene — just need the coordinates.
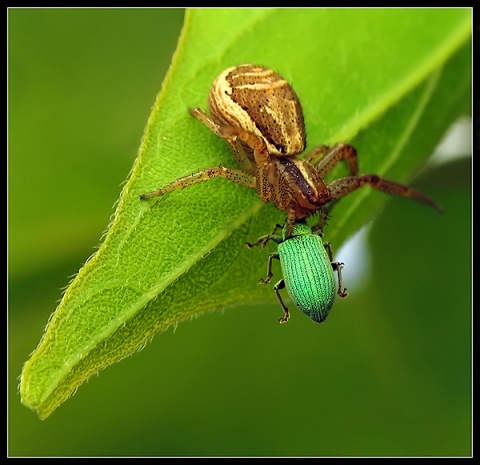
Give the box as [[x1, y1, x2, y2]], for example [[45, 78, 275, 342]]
[[246, 219, 347, 324]]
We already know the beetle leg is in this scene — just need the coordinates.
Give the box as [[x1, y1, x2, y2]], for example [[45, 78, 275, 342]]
[[326, 239, 348, 297], [323, 242, 334, 262], [245, 234, 272, 249], [245, 224, 284, 249], [324, 242, 348, 298], [331, 261, 348, 298], [327, 174, 443, 212], [309, 143, 359, 178], [273, 279, 290, 323], [259, 252, 280, 285], [140, 166, 256, 199]]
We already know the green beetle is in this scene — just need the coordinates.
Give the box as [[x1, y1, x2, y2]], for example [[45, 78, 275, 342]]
[[247, 220, 347, 323]]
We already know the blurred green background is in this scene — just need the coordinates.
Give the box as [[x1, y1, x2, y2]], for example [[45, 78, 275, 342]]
[[8, 9, 471, 457]]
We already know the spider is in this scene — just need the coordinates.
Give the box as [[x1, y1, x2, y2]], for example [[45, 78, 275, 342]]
[[140, 64, 442, 231]]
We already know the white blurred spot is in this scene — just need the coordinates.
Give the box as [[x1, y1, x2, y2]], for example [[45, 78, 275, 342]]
[[428, 117, 472, 167], [335, 225, 371, 293]]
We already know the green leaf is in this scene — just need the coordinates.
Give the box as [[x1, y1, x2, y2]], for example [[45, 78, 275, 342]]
[[20, 8, 471, 419]]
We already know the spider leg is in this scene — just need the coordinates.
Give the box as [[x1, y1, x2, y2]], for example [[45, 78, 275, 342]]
[[191, 107, 267, 172], [305, 143, 359, 178], [311, 207, 330, 233], [327, 174, 443, 212], [304, 144, 331, 165], [311, 143, 359, 178], [140, 166, 256, 199]]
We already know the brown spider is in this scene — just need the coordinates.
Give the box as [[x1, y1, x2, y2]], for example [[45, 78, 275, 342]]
[[140, 64, 442, 232]]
